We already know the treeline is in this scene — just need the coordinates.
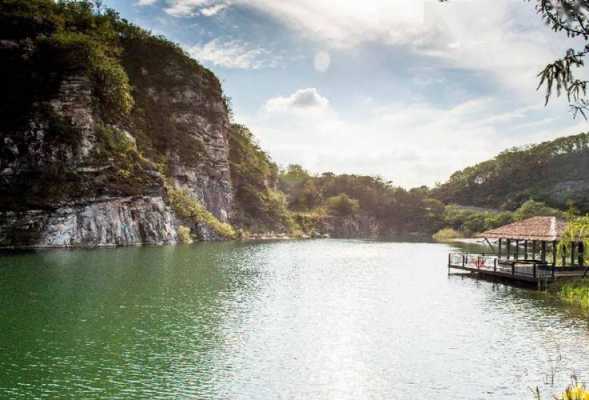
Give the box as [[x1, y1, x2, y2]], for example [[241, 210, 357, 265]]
[[228, 133, 578, 239], [433, 133, 589, 211], [433, 200, 566, 240], [278, 165, 445, 237]]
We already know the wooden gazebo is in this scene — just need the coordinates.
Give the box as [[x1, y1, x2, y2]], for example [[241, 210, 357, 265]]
[[476, 216, 584, 267]]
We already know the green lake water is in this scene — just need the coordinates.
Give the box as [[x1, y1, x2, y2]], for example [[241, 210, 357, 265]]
[[1, 240, 589, 399]]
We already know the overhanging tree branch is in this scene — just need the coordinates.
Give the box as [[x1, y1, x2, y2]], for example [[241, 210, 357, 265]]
[[441, 0, 589, 119]]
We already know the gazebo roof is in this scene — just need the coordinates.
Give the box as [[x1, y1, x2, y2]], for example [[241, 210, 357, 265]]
[[476, 216, 567, 241]]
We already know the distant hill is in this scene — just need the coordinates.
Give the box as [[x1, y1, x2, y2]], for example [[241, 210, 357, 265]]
[[433, 133, 589, 212]]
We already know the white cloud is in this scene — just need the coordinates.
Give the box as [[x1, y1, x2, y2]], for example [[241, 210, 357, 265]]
[[165, 0, 575, 100], [241, 95, 581, 188], [188, 39, 279, 69], [136, 0, 158, 5], [200, 3, 228, 16], [264, 88, 330, 113], [164, 0, 210, 16]]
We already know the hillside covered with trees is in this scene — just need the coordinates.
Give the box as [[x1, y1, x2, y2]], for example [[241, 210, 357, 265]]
[[433, 133, 589, 212]]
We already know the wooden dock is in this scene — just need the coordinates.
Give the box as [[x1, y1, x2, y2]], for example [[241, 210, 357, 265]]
[[448, 253, 588, 289]]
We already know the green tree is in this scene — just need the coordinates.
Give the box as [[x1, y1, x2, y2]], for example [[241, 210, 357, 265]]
[[325, 194, 360, 217], [514, 200, 563, 220]]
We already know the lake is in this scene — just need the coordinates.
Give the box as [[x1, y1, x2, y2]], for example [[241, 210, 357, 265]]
[[1, 240, 588, 399]]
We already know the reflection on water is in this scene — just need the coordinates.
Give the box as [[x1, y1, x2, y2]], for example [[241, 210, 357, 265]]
[[0, 240, 588, 399]]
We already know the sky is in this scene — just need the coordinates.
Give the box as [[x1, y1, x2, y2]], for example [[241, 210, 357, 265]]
[[103, 0, 588, 188]]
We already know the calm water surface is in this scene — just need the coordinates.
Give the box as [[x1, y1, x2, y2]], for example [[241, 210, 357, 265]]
[[1, 240, 589, 399]]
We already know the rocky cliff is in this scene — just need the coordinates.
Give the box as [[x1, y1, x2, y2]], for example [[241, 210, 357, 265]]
[[0, 1, 235, 248]]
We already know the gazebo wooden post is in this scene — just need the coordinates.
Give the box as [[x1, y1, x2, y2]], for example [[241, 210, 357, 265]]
[[532, 240, 537, 260], [579, 242, 585, 267], [552, 241, 557, 268], [498, 238, 502, 259], [506, 239, 511, 260], [515, 240, 519, 260], [562, 243, 567, 267], [524, 240, 528, 260], [541, 241, 547, 263]]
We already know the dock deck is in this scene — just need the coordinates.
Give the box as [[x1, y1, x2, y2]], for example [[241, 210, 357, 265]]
[[448, 253, 588, 288]]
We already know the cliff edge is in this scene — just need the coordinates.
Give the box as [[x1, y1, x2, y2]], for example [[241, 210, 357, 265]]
[[0, 1, 235, 248]]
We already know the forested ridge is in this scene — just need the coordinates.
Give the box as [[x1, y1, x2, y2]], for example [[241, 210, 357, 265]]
[[433, 133, 589, 212]]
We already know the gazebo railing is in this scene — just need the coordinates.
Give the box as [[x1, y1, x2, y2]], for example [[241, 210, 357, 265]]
[[448, 252, 554, 279]]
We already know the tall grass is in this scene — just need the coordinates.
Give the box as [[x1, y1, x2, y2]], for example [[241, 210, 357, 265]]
[[557, 279, 589, 308]]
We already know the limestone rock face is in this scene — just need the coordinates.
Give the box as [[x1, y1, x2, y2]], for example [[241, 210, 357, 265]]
[[0, 36, 235, 248], [0, 197, 177, 248], [121, 41, 235, 228], [321, 215, 382, 239]]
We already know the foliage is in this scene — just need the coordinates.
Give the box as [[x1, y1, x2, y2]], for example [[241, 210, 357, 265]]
[[165, 182, 237, 239], [528, 0, 589, 119], [279, 166, 446, 235], [433, 133, 589, 211], [557, 215, 589, 264], [228, 124, 297, 233], [439, 0, 589, 118], [514, 199, 564, 220], [325, 194, 360, 217], [556, 279, 589, 308], [440, 200, 565, 237], [0, 0, 134, 120], [432, 228, 462, 242], [118, 22, 220, 167], [93, 123, 162, 195], [177, 225, 193, 244]]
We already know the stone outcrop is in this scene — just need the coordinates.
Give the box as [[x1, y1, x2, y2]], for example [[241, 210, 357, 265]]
[[0, 197, 177, 248], [0, 33, 235, 248], [321, 215, 382, 239]]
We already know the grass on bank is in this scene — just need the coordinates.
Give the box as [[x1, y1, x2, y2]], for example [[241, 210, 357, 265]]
[[165, 182, 237, 240], [432, 227, 463, 242], [551, 278, 589, 309]]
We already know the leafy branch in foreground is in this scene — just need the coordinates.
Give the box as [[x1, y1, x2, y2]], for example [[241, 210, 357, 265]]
[[440, 0, 589, 119]]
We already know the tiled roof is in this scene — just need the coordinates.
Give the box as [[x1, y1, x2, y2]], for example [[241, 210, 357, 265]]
[[476, 216, 567, 241]]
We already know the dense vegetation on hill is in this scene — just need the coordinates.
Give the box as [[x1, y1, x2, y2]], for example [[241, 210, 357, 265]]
[[278, 165, 446, 237], [228, 124, 295, 235], [434, 134, 589, 212]]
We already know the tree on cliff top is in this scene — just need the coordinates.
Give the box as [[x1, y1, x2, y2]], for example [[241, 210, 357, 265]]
[[440, 0, 589, 118]]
